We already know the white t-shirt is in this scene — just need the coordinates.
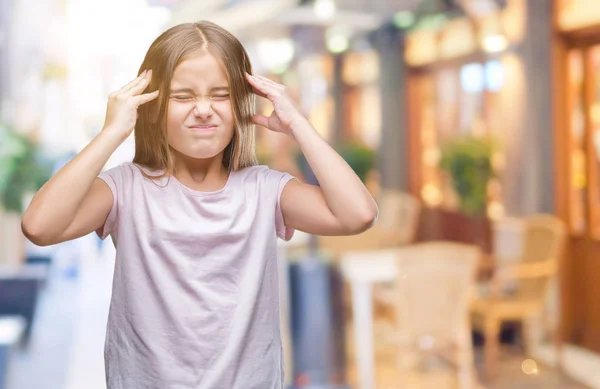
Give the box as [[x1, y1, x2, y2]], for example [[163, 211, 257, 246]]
[[97, 162, 295, 389]]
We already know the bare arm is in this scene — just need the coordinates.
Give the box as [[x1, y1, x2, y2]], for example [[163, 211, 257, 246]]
[[21, 70, 159, 246], [280, 125, 378, 235], [246, 73, 378, 236], [22, 132, 122, 246]]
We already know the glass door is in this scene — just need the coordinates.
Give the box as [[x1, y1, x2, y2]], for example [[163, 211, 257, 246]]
[[587, 45, 600, 237], [566, 44, 600, 238]]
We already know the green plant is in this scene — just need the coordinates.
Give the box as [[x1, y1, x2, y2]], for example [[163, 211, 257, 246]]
[[0, 122, 53, 213], [439, 135, 496, 216], [294, 142, 376, 184], [337, 143, 376, 183]]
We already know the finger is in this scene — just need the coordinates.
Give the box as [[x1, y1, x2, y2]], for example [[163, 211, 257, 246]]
[[254, 75, 285, 96], [246, 72, 271, 88], [253, 74, 283, 89], [115, 70, 148, 94], [251, 85, 269, 99], [127, 71, 153, 96], [246, 76, 267, 96], [134, 90, 160, 106], [251, 75, 287, 99], [245, 72, 264, 90], [251, 114, 270, 128], [124, 70, 153, 95], [246, 74, 278, 99]]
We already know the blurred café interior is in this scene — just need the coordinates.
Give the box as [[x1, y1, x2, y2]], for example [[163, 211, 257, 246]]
[[2, 0, 600, 388]]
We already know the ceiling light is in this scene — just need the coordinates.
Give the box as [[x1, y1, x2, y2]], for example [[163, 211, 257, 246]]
[[482, 34, 508, 53], [325, 26, 351, 54], [313, 0, 336, 20]]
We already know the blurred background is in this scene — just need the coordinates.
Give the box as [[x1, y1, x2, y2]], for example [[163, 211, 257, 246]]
[[1, 0, 599, 388]]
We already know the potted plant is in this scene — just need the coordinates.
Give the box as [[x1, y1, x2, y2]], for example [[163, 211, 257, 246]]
[[439, 135, 496, 216], [295, 142, 376, 185], [0, 122, 53, 265], [336, 143, 376, 183]]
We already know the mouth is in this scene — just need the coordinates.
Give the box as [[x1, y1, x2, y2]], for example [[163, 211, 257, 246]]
[[189, 124, 218, 132]]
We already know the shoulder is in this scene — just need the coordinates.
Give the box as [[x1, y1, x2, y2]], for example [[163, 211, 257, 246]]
[[100, 162, 135, 178], [236, 164, 292, 179], [236, 164, 269, 177], [100, 162, 162, 181], [98, 163, 165, 194], [236, 165, 296, 187]]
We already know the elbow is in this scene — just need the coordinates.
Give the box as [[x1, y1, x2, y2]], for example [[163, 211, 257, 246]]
[[21, 217, 55, 247], [348, 205, 379, 235]]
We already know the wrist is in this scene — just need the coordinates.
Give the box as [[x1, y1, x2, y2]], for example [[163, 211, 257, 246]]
[[289, 116, 312, 140], [99, 126, 129, 146]]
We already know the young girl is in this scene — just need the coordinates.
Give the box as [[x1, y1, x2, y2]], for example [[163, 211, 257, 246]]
[[21, 21, 378, 389]]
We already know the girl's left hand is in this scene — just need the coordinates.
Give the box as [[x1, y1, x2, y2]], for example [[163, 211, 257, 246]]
[[246, 73, 305, 137]]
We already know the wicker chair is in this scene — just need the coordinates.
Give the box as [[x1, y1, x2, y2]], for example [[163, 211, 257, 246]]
[[471, 214, 567, 379]]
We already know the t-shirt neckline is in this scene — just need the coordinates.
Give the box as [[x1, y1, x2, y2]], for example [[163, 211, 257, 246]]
[[170, 170, 234, 197]]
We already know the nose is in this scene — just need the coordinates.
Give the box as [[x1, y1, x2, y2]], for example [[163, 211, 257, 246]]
[[193, 99, 213, 119]]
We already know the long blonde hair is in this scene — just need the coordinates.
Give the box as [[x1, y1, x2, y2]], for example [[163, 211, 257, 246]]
[[133, 21, 257, 175]]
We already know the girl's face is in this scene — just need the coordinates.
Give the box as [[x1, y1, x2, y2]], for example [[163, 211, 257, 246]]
[[166, 51, 235, 162]]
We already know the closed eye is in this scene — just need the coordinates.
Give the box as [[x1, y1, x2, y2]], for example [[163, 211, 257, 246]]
[[170, 94, 230, 102], [171, 95, 194, 102], [211, 94, 230, 101]]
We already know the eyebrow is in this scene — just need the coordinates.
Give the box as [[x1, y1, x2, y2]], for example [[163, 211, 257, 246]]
[[170, 86, 230, 93]]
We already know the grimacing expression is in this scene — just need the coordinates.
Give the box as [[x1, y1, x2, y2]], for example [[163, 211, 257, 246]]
[[166, 51, 235, 161]]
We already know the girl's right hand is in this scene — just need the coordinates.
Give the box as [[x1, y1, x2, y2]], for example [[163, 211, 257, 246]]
[[101, 69, 159, 140]]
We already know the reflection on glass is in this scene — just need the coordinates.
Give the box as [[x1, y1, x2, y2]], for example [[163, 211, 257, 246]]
[[484, 60, 504, 92], [588, 45, 600, 236], [417, 59, 506, 213], [460, 63, 484, 93], [568, 49, 587, 233], [420, 75, 444, 207]]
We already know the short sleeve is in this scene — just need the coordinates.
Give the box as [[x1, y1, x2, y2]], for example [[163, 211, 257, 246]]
[[95, 164, 128, 240], [271, 170, 297, 241]]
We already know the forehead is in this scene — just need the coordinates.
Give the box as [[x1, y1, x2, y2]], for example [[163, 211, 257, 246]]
[[170, 51, 228, 87]]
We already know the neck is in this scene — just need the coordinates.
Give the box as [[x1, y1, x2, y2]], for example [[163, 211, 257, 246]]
[[171, 149, 229, 190]]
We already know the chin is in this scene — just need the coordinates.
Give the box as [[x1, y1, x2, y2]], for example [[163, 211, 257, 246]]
[[171, 144, 225, 160], [182, 149, 222, 160]]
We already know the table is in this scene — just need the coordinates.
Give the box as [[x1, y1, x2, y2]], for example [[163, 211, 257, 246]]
[[0, 315, 25, 389], [340, 249, 399, 389], [340, 248, 495, 389], [0, 264, 48, 342]]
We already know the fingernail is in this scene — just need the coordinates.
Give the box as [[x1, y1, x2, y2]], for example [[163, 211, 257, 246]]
[[147, 69, 152, 77]]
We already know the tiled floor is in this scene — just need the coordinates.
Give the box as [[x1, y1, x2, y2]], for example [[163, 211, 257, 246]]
[[346, 354, 589, 389], [4, 235, 111, 389], [344, 333, 590, 389], [481, 348, 589, 389], [3, 241, 593, 389], [4, 267, 79, 389]]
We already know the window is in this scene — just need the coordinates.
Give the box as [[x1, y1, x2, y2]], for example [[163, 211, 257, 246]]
[[416, 59, 506, 217], [567, 45, 600, 237]]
